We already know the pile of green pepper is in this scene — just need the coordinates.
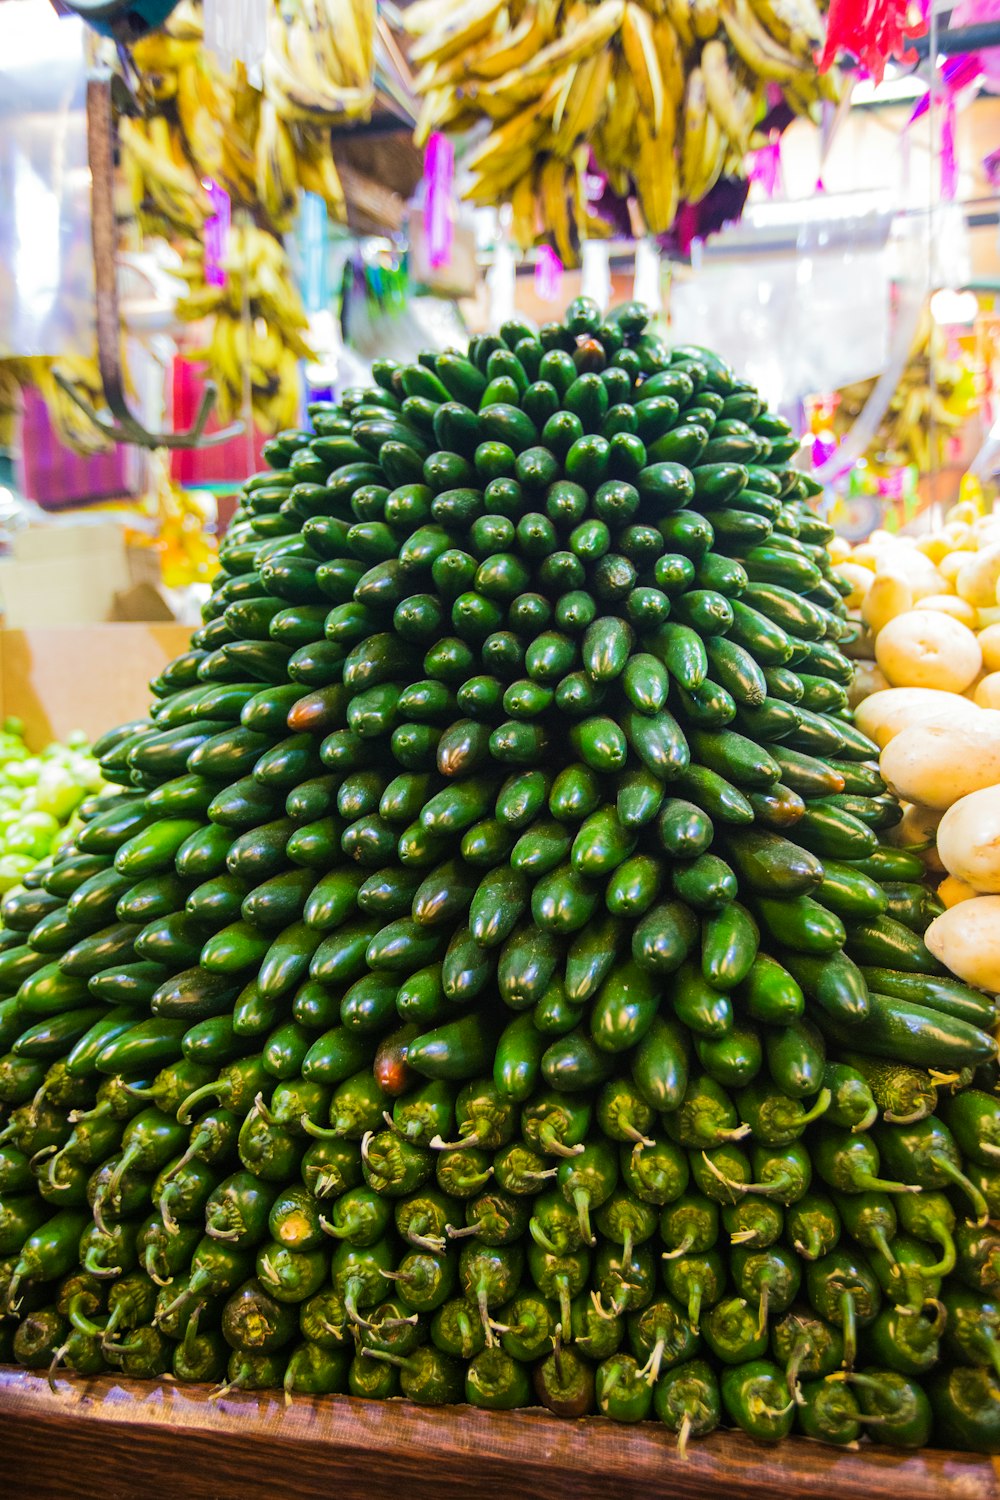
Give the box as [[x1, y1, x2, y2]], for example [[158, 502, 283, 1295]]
[[0, 299, 998, 1458]]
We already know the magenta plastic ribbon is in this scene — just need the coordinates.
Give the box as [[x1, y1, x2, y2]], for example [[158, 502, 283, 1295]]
[[953, 0, 1000, 90], [424, 133, 454, 271], [940, 96, 958, 199], [811, 434, 838, 469], [747, 137, 782, 197], [535, 244, 563, 303], [203, 179, 230, 288], [877, 470, 905, 500]]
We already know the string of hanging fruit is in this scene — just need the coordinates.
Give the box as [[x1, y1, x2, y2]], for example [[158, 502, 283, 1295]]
[[407, 0, 839, 266]]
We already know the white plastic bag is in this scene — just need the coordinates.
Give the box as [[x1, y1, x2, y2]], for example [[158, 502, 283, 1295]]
[[0, 0, 92, 358]]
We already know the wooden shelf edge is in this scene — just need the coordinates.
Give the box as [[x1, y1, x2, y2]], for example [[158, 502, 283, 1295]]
[[0, 1368, 996, 1500]]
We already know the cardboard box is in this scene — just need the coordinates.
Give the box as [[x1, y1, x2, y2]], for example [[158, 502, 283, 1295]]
[[0, 524, 178, 627], [0, 623, 191, 749]]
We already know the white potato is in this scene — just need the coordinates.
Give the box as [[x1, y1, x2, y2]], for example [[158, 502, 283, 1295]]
[[974, 674, 1000, 710], [936, 785, 1000, 891], [847, 661, 889, 710], [913, 594, 978, 628], [956, 545, 1000, 608], [875, 610, 982, 693], [862, 573, 913, 635], [925, 896, 1000, 992], [978, 622, 1000, 673], [879, 722, 1000, 810], [854, 687, 983, 747], [837, 563, 875, 610]]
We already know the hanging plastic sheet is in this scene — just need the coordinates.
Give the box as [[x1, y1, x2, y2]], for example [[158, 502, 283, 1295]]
[[669, 204, 894, 412], [0, 0, 92, 357]]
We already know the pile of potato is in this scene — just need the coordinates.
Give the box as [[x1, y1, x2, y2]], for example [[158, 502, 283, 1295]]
[[834, 494, 1000, 992]]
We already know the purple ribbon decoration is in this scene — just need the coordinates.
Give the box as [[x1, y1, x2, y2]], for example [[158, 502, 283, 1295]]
[[202, 179, 231, 288], [535, 243, 563, 302], [424, 132, 454, 271]]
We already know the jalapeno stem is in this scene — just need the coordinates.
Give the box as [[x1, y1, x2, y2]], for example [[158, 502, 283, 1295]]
[[144, 1247, 172, 1288], [160, 1133, 205, 1185], [300, 1115, 338, 1140], [638, 1338, 665, 1386], [662, 1234, 696, 1261], [798, 1089, 832, 1127], [748, 1391, 794, 1422], [529, 1218, 560, 1254], [590, 1290, 615, 1322], [175, 1081, 223, 1125], [920, 1229, 957, 1279], [84, 1245, 121, 1279], [429, 1132, 482, 1151], [30, 1143, 58, 1170], [839, 1288, 857, 1371], [405, 1230, 447, 1253], [785, 1341, 807, 1405], [67, 1295, 105, 1339], [931, 1156, 989, 1225], [573, 1189, 596, 1247], [46, 1146, 68, 1182], [71, 1089, 122, 1124], [700, 1152, 747, 1199], [677, 1413, 693, 1462], [158, 1188, 180, 1238], [539, 1126, 584, 1158], [5, 1272, 22, 1314], [850, 1103, 879, 1133], [444, 1222, 481, 1240], [206, 1223, 240, 1242], [319, 1215, 349, 1241], [344, 1279, 376, 1332], [755, 1286, 769, 1340], [47, 1342, 69, 1392]]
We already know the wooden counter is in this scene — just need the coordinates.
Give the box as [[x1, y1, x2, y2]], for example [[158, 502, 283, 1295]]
[[0, 1368, 996, 1500]]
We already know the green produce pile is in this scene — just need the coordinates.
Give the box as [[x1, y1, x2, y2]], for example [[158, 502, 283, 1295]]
[[2, 301, 1000, 1458], [0, 721, 103, 892]]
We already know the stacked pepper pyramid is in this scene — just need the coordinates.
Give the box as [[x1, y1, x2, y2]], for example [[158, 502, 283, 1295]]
[[1, 299, 999, 1454]]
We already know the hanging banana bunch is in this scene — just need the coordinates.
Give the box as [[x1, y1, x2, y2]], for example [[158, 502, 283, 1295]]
[[175, 223, 314, 435], [830, 311, 978, 476], [128, 0, 373, 230], [0, 356, 114, 456], [408, 0, 840, 265]]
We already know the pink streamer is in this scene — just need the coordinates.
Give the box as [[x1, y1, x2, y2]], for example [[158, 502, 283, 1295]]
[[424, 133, 454, 271], [953, 0, 1000, 90], [941, 96, 958, 199], [202, 180, 230, 288], [534, 244, 563, 302], [747, 137, 782, 197]]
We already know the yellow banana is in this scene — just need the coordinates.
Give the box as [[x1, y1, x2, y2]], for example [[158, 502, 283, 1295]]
[[496, 0, 625, 91], [747, 0, 823, 54], [663, 0, 695, 50], [680, 66, 708, 200], [622, 2, 666, 133], [410, 0, 508, 67], [691, 0, 721, 40], [254, 99, 298, 232], [653, 16, 686, 108], [539, 154, 576, 267], [552, 47, 612, 155], [510, 169, 538, 250], [719, 0, 803, 84], [701, 38, 750, 148]]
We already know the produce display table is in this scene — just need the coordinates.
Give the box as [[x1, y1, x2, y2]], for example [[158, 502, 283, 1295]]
[[0, 1368, 996, 1500]]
